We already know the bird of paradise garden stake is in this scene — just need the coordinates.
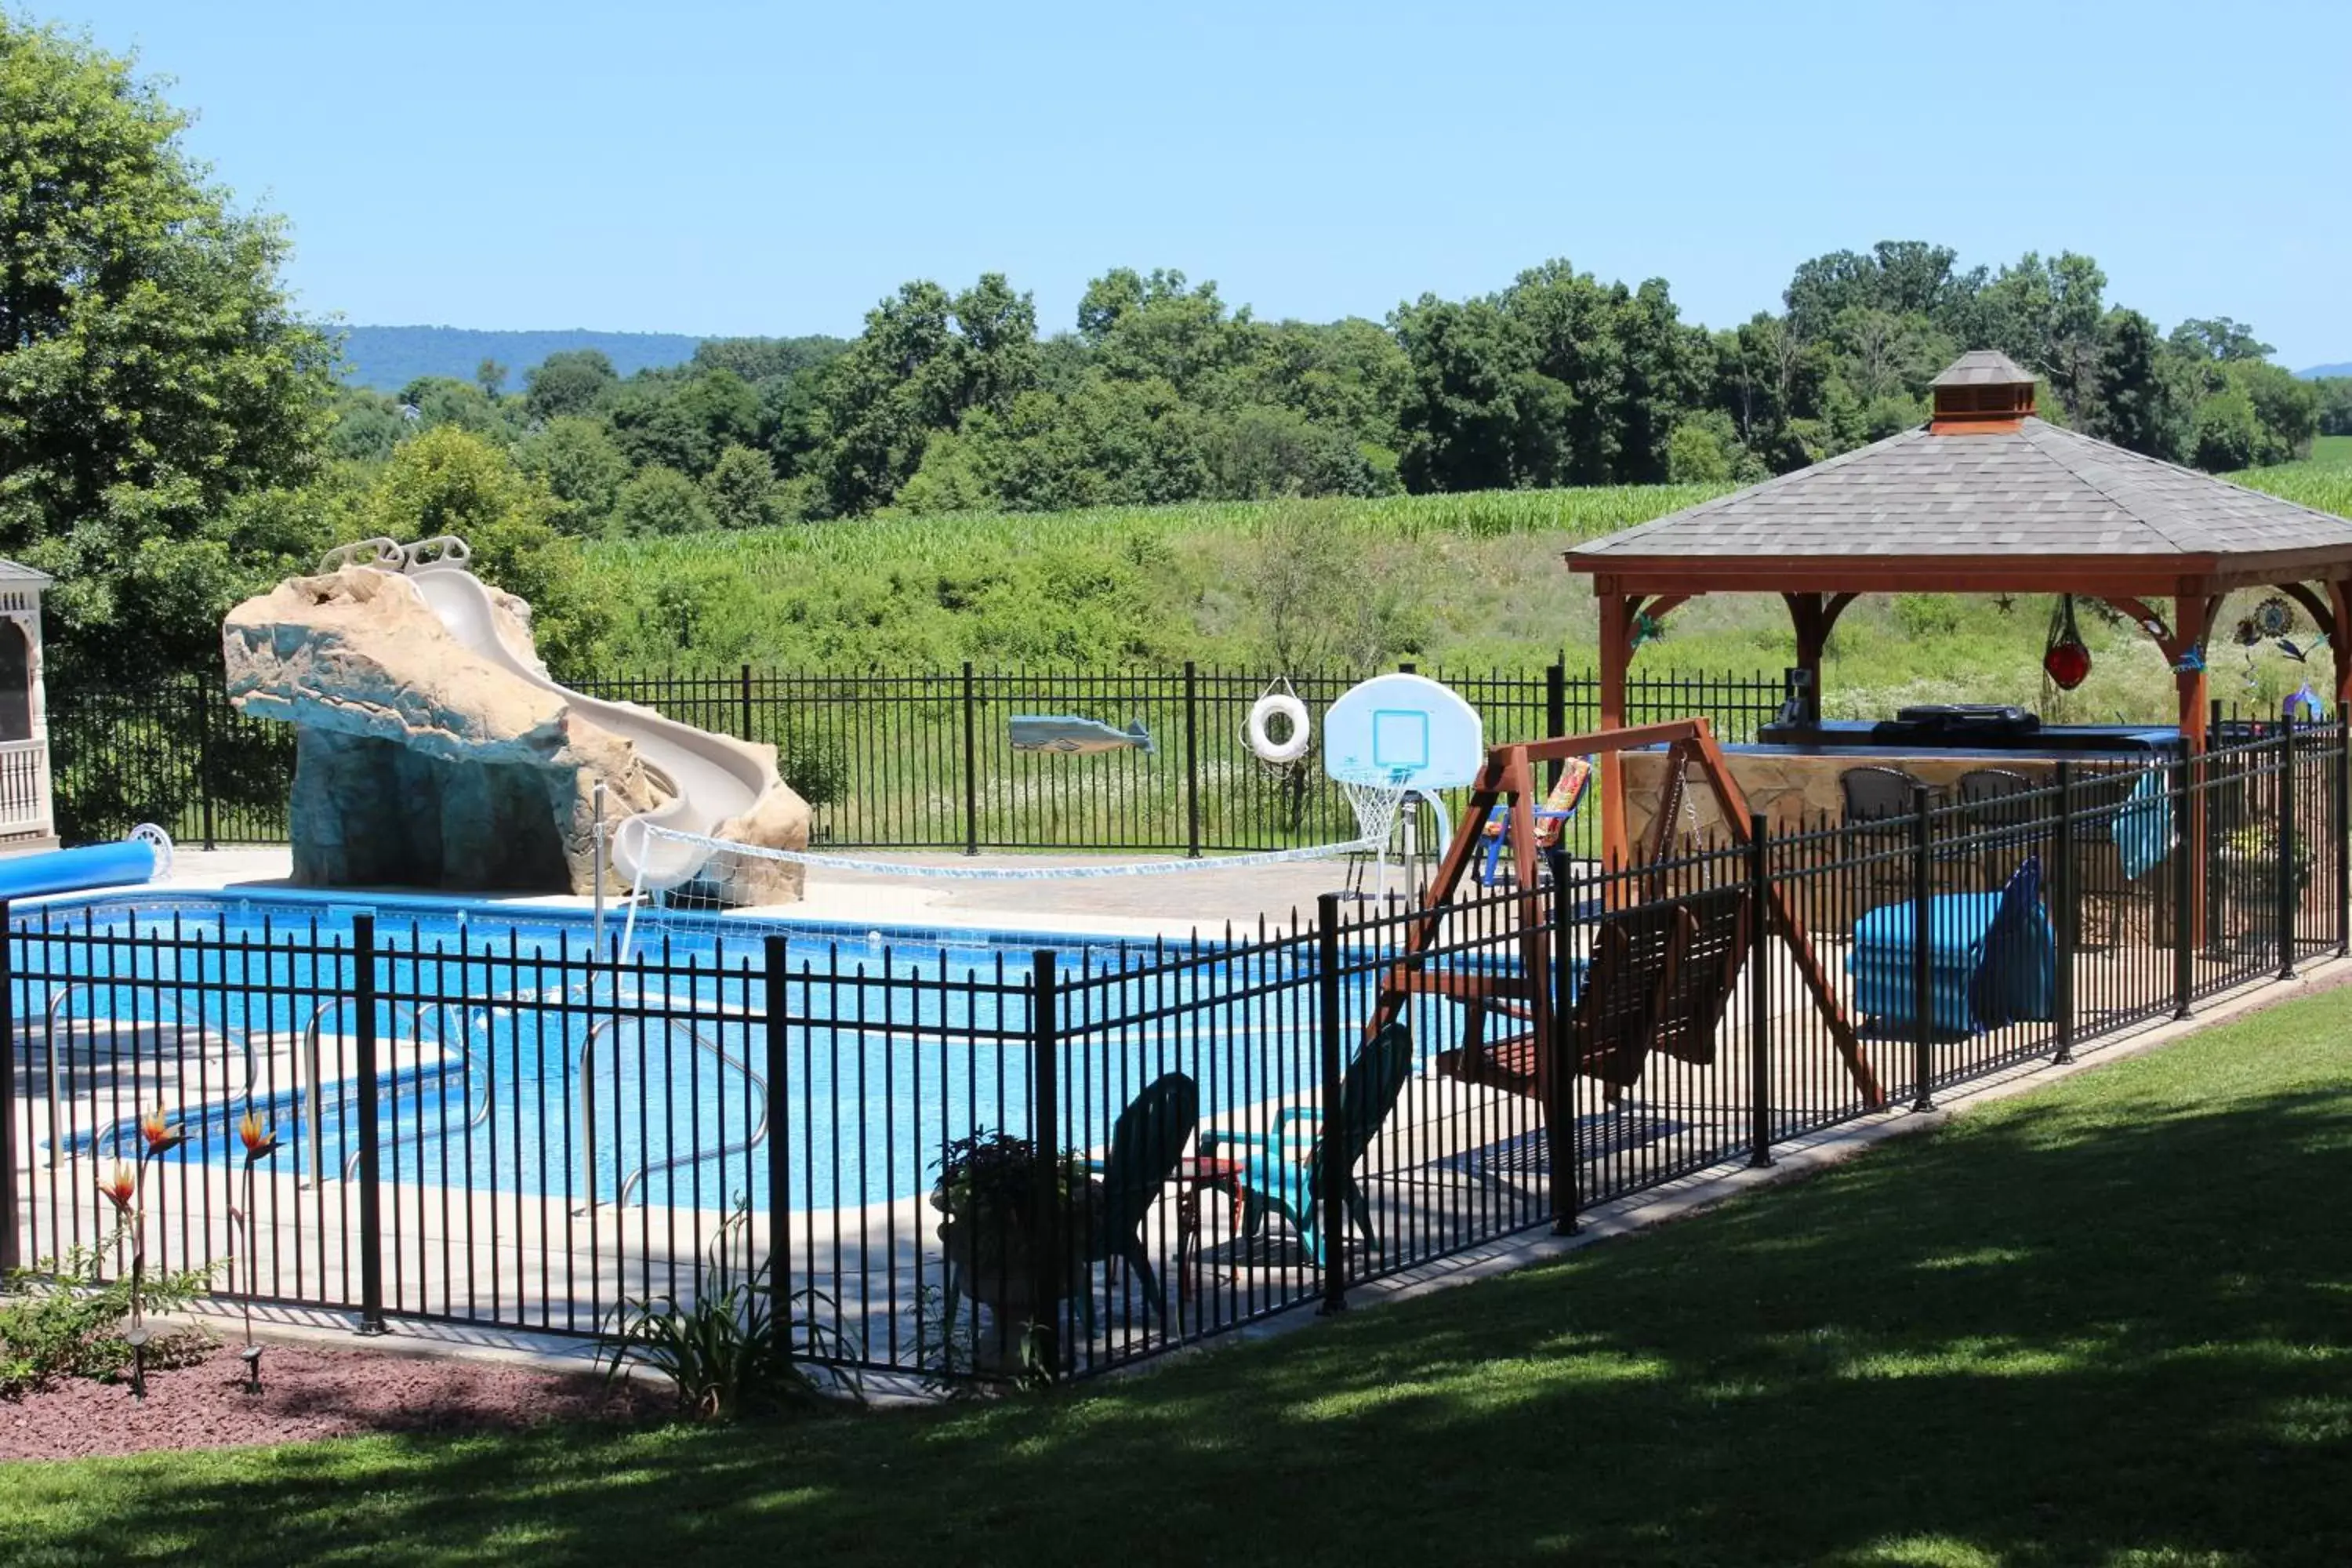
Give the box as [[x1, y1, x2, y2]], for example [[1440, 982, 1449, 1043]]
[[228, 1112, 282, 1392]]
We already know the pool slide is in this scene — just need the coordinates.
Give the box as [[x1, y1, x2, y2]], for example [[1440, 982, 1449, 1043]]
[[392, 549, 776, 891]]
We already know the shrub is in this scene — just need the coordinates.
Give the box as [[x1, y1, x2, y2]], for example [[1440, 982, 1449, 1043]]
[[1, 1228, 212, 1396]]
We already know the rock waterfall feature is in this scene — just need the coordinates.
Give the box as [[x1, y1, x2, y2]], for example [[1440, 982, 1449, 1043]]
[[222, 565, 808, 902]]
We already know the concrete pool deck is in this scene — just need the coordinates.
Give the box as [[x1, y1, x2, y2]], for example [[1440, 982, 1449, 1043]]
[[149, 845, 1406, 943]]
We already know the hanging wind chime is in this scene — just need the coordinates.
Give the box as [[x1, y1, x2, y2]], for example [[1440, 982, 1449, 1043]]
[[2042, 594, 2091, 691]]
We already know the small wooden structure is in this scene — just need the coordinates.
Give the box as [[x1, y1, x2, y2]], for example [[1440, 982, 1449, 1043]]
[[1375, 719, 1885, 1175], [0, 560, 53, 849], [1565, 350, 2352, 920]]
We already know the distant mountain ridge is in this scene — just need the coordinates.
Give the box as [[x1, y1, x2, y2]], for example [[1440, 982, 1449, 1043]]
[[330, 325, 708, 390], [2301, 363, 2352, 379]]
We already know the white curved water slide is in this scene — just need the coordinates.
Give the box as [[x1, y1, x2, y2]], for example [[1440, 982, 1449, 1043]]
[[323, 535, 774, 891]]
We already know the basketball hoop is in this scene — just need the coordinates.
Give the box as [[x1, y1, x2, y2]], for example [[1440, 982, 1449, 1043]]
[[1323, 673, 1486, 906]]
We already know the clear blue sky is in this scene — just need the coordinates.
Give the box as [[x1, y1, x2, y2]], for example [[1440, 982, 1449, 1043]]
[[70, 0, 2352, 367]]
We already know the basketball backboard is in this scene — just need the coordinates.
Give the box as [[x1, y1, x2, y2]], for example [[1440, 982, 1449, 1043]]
[[1323, 673, 1484, 789]]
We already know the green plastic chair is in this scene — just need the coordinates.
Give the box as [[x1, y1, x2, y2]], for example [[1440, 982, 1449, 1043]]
[[1203, 1022, 1414, 1266], [1079, 1069, 1199, 1336]]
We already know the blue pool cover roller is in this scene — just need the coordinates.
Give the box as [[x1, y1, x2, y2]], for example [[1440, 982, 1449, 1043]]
[[0, 826, 173, 902]]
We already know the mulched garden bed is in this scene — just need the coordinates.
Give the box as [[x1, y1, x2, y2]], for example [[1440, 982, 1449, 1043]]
[[2, 1338, 670, 1461]]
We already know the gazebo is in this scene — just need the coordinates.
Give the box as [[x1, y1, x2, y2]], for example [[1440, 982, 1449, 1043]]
[[1566, 350, 2352, 869], [0, 559, 53, 850]]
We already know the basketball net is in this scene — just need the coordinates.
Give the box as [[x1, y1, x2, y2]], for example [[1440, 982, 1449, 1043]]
[[1332, 765, 1417, 904]]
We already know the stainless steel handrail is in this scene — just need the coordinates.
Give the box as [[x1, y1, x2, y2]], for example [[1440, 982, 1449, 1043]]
[[578, 1016, 768, 1210], [330, 1001, 491, 1183], [39, 982, 256, 1168]]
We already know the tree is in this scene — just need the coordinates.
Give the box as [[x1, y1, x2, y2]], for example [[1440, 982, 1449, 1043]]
[[2227, 360, 2318, 465], [514, 415, 629, 535], [1665, 416, 1735, 482], [2087, 308, 2186, 460], [327, 388, 409, 464], [2315, 378, 2352, 438], [815, 274, 1041, 515], [1392, 294, 1570, 493], [475, 358, 509, 398], [523, 349, 617, 422], [359, 426, 605, 670], [690, 335, 848, 386], [2191, 383, 2263, 472], [0, 18, 336, 690], [2169, 317, 2274, 365], [614, 464, 713, 536], [1077, 268, 1254, 397], [702, 443, 781, 529]]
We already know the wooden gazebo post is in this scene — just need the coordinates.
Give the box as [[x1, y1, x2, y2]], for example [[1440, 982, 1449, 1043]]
[[1597, 583, 1632, 869]]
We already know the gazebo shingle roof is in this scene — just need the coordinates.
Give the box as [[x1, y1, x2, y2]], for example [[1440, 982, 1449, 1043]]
[[1569, 419, 2352, 562]]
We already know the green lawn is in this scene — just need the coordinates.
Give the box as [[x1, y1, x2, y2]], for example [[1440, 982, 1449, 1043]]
[[8, 986, 2352, 1566]]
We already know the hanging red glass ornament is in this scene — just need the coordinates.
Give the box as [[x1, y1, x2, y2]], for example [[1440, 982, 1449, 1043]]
[[2043, 594, 2092, 691]]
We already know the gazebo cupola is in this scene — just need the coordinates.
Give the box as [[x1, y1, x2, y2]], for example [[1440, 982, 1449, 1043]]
[[1927, 350, 2037, 432]]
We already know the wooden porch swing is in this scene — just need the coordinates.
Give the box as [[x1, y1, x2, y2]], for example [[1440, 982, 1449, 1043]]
[[1375, 718, 1885, 1112]]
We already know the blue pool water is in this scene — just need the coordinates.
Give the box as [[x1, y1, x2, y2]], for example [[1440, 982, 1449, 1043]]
[[15, 891, 1446, 1210]]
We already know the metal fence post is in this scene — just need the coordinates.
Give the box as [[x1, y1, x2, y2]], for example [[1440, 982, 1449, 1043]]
[[2053, 763, 2075, 1065], [1183, 660, 1202, 859], [1909, 785, 1934, 1112], [960, 662, 979, 857], [2335, 720, 2349, 959], [2172, 750, 2195, 1019], [1544, 662, 1567, 786], [2277, 719, 2297, 981], [1746, 815, 1773, 1167], [0, 898, 16, 1275], [739, 662, 754, 741], [764, 935, 792, 1348], [1028, 949, 1061, 1377], [195, 682, 218, 852], [1316, 892, 1348, 1312], [1544, 851, 1581, 1230], [352, 914, 387, 1334]]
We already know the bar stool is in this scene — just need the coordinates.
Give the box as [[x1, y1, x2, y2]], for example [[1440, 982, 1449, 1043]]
[[1841, 764, 1927, 908]]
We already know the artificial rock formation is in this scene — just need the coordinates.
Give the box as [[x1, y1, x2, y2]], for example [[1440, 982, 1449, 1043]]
[[222, 567, 807, 900]]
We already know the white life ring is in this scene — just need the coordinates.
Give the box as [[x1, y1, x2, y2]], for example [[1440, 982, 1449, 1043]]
[[1247, 692, 1313, 764]]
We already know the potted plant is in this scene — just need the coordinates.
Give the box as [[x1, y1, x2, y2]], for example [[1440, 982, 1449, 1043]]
[[930, 1130, 1098, 1367]]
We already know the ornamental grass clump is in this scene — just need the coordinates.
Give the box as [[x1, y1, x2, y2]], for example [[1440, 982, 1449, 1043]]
[[601, 1205, 860, 1421]]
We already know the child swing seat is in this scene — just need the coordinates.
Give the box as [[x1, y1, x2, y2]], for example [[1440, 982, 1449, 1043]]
[[1478, 757, 1592, 887]]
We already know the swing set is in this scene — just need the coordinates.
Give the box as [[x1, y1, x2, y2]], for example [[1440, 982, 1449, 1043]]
[[1374, 718, 1886, 1132]]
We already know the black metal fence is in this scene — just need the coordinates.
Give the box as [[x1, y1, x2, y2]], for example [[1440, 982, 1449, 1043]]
[[5, 723, 2343, 1384], [48, 665, 1788, 853]]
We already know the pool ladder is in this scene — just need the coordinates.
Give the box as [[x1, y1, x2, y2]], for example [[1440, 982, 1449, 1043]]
[[576, 1017, 769, 1210]]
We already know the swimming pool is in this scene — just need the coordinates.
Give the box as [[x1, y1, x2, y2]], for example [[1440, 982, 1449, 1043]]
[[16, 891, 1457, 1211]]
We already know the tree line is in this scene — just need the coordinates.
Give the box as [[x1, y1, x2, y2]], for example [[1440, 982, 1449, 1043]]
[[323, 242, 2329, 544]]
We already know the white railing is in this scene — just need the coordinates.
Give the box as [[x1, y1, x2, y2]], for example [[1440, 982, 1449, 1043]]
[[0, 736, 52, 835]]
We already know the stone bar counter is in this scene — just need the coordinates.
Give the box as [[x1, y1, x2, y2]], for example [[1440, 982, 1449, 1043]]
[[1622, 720, 2187, 942], [1624, 721, 2184, 844]]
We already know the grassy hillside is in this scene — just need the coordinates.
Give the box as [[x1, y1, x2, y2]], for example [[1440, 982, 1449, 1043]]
[[575, 463, 2352, 723]]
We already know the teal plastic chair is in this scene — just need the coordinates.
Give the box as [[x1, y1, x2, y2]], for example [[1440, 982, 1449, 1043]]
[[1202, 1022, 1414, 1266], [1080, 1070, 1199, 1335]]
